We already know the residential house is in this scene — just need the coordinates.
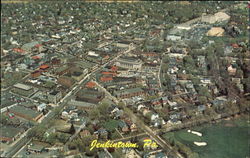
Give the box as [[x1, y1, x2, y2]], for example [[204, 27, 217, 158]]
[[80, 130, 91, 138], [31, 70, 41, 78], [118, 120, 129, 133], [197, 105, 206, 114], [94, 128, 108, 140], [227, 65, 237, 76]]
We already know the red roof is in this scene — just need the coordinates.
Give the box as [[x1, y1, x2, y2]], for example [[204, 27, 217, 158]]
[[13, 48, 25, 53], [39, 64, 49, 69], [32, 56, 41, 60], [100, 76, 113, 82], [231, 43, 239, 48], [35, 44, 42, 48], [110, 66, 118, 71], [101, 72, 117, 76], [104, 55, 110, 59], [86, 81, 96, 88]]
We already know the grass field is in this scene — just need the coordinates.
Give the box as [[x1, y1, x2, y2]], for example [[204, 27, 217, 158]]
[[163, 116, 249, 158]]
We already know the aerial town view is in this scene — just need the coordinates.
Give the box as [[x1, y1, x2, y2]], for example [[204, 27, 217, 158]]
[[0, 1, 249, 158]]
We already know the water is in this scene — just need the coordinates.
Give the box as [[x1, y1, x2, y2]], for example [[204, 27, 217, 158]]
[[164, 116, 249, 158]]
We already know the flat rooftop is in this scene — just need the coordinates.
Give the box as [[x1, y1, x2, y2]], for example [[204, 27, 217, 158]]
[[13, 83, 32, 91]]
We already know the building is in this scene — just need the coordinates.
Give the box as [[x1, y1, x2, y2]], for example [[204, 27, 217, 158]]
[[85, 81, 96, 88], [76, 89, 104, 104], [12, 83, 34, 96], [67, 99, 97, 111], [201, 12, 230, 24], [114, 87, 145, 99], [21, 41, 40, 53], [0, 125, 24, 144], [115, 56, 142, 70], [118, 120, 129, 133], [47, 90, 62, 104], [9, 106, 43, 122], [80, 130, 91, 138], [71, 71, 86, 81], [39, 64, 50, 71], [27, 141, 50, 153], [37, 103, 46, 112], [31, 70, 41, 78], [206, 27, 225, 37], [227, 65, 237, 76], [100, 76, 113, 83]]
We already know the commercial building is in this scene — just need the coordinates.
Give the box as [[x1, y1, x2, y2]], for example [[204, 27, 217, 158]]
[[0, 125, 24, 144], [47, 90, 62, 104], [12, 83, 34, 96], [115, 56, 142, 70], [9, 106, 43, 122], [76, 89, 104, 104], [114, 87, 145, 99]]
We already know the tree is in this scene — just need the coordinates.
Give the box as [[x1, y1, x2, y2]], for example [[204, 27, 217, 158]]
[[198, 96, 207, 104], [69, 123, 76, 134], [27, 125, 46, 139], [0, 114, 9, 125], [46, 133, 57, 145], [98, 102, 110, 116], [89, 108, 100, 120]]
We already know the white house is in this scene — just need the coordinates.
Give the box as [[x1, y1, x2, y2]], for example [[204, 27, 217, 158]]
[[37, 103, 46, 112]]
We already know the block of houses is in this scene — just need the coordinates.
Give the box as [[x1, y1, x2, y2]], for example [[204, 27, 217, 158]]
[[9, 106, 43, 122]]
